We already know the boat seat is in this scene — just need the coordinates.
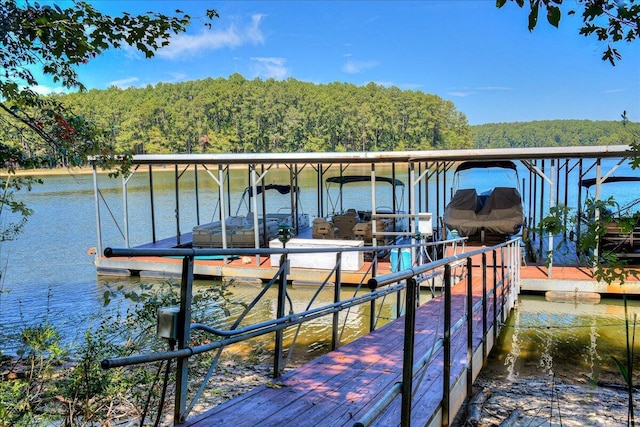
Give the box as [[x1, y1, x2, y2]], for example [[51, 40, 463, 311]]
[[353, 219, 387, 243], [333, 213, 358, 239], [450, 189, 482, 213], [312, 218, 336, 239], [478, 187, 522, 216], [226, 215, 248, 228]]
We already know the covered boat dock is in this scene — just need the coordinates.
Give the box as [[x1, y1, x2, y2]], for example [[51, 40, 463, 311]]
[[91, 144, 640, 293]]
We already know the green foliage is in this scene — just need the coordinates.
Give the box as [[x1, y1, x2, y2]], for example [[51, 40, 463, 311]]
[[51, 75, 473, 156], [533, 197, 640, 286], [0, 321, 68, 426], [578, 197, 640, 286], [497, 0, 640, 65], [535, 204, 576, 266], [0, 173, 42, 242], [471, 120, 640, 149], [0, 279, 240, 425], [537, 204, 574, 237], [578, 197, 639, 285], [0, 0, 216, 173]]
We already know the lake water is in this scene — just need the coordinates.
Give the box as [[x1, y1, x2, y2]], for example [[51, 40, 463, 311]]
[[1, 168, 639, 381]]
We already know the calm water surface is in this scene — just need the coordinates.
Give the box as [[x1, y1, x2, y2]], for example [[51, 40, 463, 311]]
[[1, 169, 639, 380]]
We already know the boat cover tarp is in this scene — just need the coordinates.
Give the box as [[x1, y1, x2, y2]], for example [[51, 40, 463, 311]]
[[444, 187, 524, 237]]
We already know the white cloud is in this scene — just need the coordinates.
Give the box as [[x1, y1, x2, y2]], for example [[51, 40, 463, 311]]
[[342, 59, 378, 74], [157, 14, 265, 60], [108, 77, 140, 88], [30, 85, 67, 95], [448, 91, 475, 97], [168, 72, 188, 82], [250, 57, 288, 80], [447, 86, 513, 97]]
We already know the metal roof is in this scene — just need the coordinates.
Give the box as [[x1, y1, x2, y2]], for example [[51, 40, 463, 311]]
[[128, 145, 634, 166]]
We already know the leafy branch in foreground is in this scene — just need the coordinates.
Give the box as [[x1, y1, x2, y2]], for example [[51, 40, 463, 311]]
[[534, 197, 640, 286], [0, 1, 218, 172], [1, 280, 240, 426], [497, 0, 639, 65]]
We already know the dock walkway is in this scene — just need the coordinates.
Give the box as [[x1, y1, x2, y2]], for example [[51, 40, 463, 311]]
[[181, 266, 507, 427]]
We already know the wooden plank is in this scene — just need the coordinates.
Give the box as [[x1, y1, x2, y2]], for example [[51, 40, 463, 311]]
[[181, 271, 507, 427]]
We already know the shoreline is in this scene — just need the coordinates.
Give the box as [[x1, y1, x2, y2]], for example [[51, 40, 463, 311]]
[[452, 373, 634, 426], [3, 166, 100, 177], [3, 161, 266, 178]]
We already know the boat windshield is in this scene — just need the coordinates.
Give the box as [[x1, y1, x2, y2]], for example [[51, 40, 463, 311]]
[[452, 161, 519, 195], [581, 177, 640, 217], [325, 175, 406, 213]]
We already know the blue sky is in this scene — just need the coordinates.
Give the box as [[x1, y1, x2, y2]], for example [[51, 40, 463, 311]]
[[48, 1, 640, 125]]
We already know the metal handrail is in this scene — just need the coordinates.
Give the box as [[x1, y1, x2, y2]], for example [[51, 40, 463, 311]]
[[101, 237, 463, 424], [355, 238, 521, 427]]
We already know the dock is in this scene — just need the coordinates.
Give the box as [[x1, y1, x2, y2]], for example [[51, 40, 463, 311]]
[[174, 243, 519, 426], [94, 147, 640, 425]]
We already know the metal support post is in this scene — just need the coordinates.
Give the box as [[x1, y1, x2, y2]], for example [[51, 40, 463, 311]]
[[482, 252, 488, 365], [274, 255, 288, 378], [332, 253, 342, 351], [500, 247, 506, 323], [174, 165, 181, 246], [492, 250, 498, 343], [400, 277, 418, 427], [443, 264, 452, 427], [466, 257, 474, 396], [369, 266, 377, 332], [175, 256, 194, 425]]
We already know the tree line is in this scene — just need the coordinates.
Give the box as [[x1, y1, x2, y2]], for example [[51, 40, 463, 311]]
[[31, 74, 472, 158], [471, 120, 639, 149], [3, 74, 637, 166]]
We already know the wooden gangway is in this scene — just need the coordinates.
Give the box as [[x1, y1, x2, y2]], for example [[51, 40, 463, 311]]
[[176, 242, 520, 427]]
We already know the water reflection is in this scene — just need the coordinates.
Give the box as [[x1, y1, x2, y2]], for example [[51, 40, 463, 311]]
[[90, 276, 411, 365], [494, 295, 640, 384]]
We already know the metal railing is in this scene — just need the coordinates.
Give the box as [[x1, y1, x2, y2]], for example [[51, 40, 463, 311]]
[[100, 238, 460, 425], [356, 238, 521, 427]]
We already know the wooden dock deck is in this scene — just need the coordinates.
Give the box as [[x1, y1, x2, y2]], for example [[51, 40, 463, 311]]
[[180, 264, 510, 427]]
